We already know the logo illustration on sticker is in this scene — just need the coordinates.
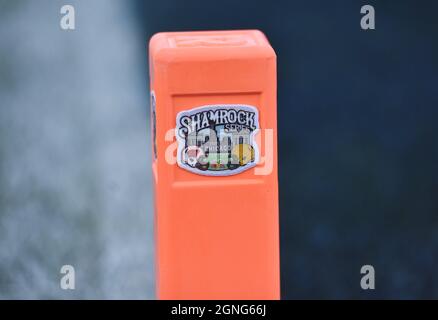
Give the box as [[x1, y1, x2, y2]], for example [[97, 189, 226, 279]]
[[176, 104, 260, 176]]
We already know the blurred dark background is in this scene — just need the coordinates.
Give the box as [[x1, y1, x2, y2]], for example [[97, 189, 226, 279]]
[[135, 0, 438, 299], [0, 0, 437, 299]]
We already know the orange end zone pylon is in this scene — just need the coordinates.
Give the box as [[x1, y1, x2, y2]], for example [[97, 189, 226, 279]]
[[149, 30, 279, 299]]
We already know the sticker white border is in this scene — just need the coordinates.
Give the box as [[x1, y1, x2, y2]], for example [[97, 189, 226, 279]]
[[176, 104, 260, 177]]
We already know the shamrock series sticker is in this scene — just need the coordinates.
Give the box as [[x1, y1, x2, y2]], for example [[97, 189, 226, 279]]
[[176, 104, 260, 176]]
